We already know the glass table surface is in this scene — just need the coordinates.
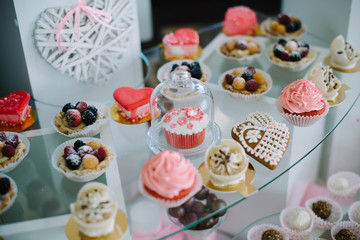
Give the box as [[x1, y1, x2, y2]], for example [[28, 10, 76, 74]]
[[1, 20, 360, 239]]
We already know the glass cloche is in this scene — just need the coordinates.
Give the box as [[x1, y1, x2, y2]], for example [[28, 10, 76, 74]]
[[147, 70, 221, 158]]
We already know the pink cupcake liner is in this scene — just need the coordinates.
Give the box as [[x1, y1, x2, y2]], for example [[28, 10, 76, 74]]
[[139, 171, 203, 208], [348, 201, 360, 225], [164, 129, 206, 149], [275, 98, 330, 127], [327, 171, 360, 200], [247, 224, 289, 240], [280, 206, 315, 240], [305, 196, 343, 230], [331, 221, 360, 240]]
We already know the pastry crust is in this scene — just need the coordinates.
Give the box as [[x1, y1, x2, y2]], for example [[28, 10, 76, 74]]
[[54, 111, 105, 135], [0, 140, 27, 168], [222, 79, 267, 95], [58, 142, 114, 176], [0, 177, 16, 211]]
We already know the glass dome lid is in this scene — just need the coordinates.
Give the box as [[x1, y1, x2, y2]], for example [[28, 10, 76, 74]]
[[147, 70, 221, 158]]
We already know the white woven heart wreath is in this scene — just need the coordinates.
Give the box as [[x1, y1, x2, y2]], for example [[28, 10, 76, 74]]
[[34, 0, 133, 84]]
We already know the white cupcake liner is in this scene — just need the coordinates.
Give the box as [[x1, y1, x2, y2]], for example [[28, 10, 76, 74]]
[[218, 67, 273, 101], [305, 196, 343, 230], [156, 60, 212, 83], [280, 206, 315, 240], [275, 98, 330, 127], [0, 132, 30, 173], [266, 45, 317, 72], [52, 101, 109, 138], [327, 171, 360, 200], [331, 221, 360, 240], [247, 224, 289, 240], [216, 36, 265, 65], [51, 137, 115, 182], [139, 171, 202, 208], [348, 201, 360, 225], [0, 173, 18, 214]]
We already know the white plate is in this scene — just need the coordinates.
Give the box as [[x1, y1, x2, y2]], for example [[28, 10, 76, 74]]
[[156, 60, 211, 83], [218, 67, 273, 101], [216, 36, 266, 65]]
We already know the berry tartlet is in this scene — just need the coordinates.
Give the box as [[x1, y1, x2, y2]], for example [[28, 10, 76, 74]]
[[157, 60, 211, 83], [0, 173, 17, 214], [268, 38, 316, 71], [260, 13, 306, 39], [0, 131, 29, 173], [219, 66, 272, 101], [53, 101, 108, 138], [52, 138, 115, 182], [218, 37, 264, 64]]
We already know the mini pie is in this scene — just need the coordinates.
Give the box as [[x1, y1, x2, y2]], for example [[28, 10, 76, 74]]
[[231, 112, 290, 170], [54, 102, 105, 135], [58, 140, 114, 176], [0, 175, 17, 212], [0, 132, 27, 169], [220, 38, 261, 59]]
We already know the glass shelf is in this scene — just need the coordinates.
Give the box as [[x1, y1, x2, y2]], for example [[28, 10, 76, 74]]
[[1, 19, 360, 240]]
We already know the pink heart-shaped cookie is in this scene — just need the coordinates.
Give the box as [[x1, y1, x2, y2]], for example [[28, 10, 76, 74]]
[[0, 91, 31, 126], [232, 112, 290, 170], [113, 87, 153, 111]]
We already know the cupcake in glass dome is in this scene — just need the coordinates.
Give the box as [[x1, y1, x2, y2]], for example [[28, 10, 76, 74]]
[[276, 79, 329, 127]]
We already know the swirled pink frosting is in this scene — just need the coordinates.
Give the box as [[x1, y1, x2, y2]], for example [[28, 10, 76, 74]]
[[141, 150, 196, 199], [280, 79, 325, 113]]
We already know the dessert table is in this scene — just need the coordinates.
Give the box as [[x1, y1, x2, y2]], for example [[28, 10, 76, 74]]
[[1, 17, 360, 240]]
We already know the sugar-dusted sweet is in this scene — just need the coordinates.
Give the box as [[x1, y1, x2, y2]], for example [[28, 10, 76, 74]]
[[113, 87, 153, 123], [330, 35, 360, 70], [0, 90, 31, 127], [162, 28, 200, 60]]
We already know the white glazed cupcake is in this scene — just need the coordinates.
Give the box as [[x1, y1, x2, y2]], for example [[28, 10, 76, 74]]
[[205, 139, 249, 187], [70, 182, 117, 237]]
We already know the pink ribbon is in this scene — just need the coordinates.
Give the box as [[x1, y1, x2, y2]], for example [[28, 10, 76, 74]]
[[56, 0, 117, 52]]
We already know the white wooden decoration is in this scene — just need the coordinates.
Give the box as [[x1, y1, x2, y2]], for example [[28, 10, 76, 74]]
[[34, 0, 133, 85]]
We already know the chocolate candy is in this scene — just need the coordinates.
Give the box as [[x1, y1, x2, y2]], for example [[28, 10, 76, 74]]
[[191, 201, 206, 217], [179, 212, 198, 226], [194, 186, 209, 200], [210, 199, 227, 217], [261, 229, 283, 240], [183, 197, 195, 210], [168, 205, 185, 218], [335, 229, 356, 240], [312, 200, 332, 220]]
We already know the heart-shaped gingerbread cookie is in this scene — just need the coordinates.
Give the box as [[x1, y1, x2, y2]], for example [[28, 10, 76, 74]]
[[231, 112, 290, 170], [34, 0, 133, 84]]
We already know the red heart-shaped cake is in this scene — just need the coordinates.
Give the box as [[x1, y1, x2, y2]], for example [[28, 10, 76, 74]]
[[113, 87, 154, 123], [0, 91, 31, 126], [231, 112, 290, 170]]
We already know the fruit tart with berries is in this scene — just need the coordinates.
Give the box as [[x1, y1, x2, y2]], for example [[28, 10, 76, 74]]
[[268, 38, 316, 71], [54, 101, 108, 137], [0, 174, 17, 213], [158, 60, 210, 83], [54, 139, 114, 181], [261, 13, 306, 38], [0, 132, 28, 172], [219, 37, 263, 61], [219, 66, 272, 101]]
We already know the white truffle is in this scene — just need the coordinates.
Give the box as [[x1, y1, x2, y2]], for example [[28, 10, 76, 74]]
[[330, 177, 350, 191], [288, 209, 311, 231]]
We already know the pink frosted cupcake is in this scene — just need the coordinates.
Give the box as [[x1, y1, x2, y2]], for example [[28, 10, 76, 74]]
[[223, 6, 257, 36], [140, 150, 202, 207], [277, 79, 329, 127], [162, 107, 209, 149]]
